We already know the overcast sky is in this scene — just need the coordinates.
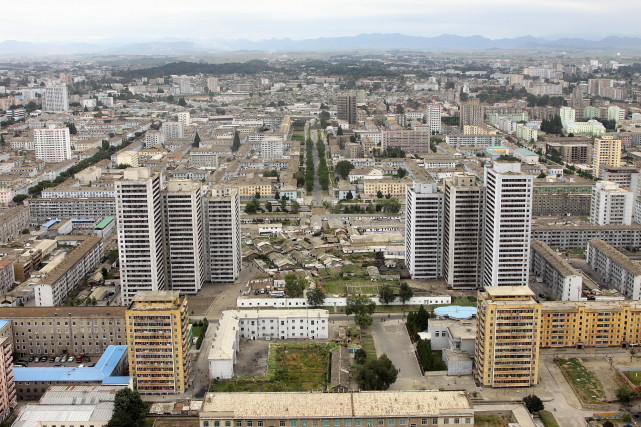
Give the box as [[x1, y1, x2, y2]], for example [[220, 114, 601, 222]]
[[2, 0, 637, 43]]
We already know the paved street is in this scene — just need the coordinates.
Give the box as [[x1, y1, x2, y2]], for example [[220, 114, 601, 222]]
[[370, 318, 426, 390]]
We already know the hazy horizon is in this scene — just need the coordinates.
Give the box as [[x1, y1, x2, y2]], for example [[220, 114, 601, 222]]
[[2, 0, 639, 43]]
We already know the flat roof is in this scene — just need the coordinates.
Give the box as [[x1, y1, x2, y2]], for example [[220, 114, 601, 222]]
[[13, 345, 129, 384], [484, 286, 535, 298], [42, 219, 60, 228], [94, 216, 115, 230], [131, 290, 180, 302], [201, 391, 473, 418]]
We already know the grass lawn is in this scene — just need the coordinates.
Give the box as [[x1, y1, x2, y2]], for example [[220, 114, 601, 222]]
[[624, 370, 641, 386], [538, 410, 560, 427], [191, 325, 204, 337], [557, 358, 605, 404], [360, 330, 377, 359], [474, 415, 509, 427], [292, 132, 305, 142], [210, 343, 334, 392]]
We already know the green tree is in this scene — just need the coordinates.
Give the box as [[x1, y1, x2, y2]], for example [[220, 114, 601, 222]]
[[378, 285, 396, 305], [290, 200, 300, 214], [522, 395, 545, 413], [335, 160, 355, 180], [356, 354, 398, 390], [178, 97, 187, 106], [244, 199, 260, 214], [602, 422, 614, 427], [396, 167, 407, 179], [265, 201, 273, 212], [0, 135, 4, 146], [107, 388, 146, 427], [376, 190, 384, 199], [616, 387, 635, 404], [12, 194, 28, 205], [354, 348, 367, 365], [193, 131, 201, 148], [285, 273, 308, 298], [232, 131, 241, 152], [67, 122, 77, 135], [307, 287, 326, 307], [398, 282, 414, 305], [337, 125, 343, 135], [346, 295, 376, 327], [377, 197, 401, 214]]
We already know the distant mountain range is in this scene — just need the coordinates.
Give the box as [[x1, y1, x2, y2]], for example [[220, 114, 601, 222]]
[[1, 33, 641, 56]]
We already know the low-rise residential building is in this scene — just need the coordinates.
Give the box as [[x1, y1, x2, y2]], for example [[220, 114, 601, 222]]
[[209, 309, 329, 379], [32, 236, 103, 306], [5, 306, 127, 358], [200, 391, 474, 427], [362, 179, 410, 197], [445, 134, 502, 148], [586, 239, 641, 300], [0, 206, 30, 244], [28, 197, 116, 221], [530, 240, 582, 301], [532, 223, 641, 249]]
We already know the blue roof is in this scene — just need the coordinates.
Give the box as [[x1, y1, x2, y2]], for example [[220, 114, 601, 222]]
[[433, 305, 477, 320], [42, 219, 60, 228], [13, 345, 129, 384]]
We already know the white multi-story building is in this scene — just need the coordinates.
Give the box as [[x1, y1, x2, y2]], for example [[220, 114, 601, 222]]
[[177, 111, 191, 127], [530, 240, 582, 301], [161, 121, 184, 139], [42, 85, 69, 111], [443, 173, 484, 289], [607, 106, 626, 123], [590, 180, 633, 226], [260, 137, 284, 160], [205, 188, 241, 283], [405, 182, 444, 279], [482, 161, 534, 288], [33, 126, 71, 163], [426, 104, 442, 133], [587, 239, 641, 300], [116, 168, 167, 305], [207, 77, 220, 93], [144, 130, 165, 148], [209, 309, 329, 379], [559, 106, 576, 126], [163, 180, 205, 294]]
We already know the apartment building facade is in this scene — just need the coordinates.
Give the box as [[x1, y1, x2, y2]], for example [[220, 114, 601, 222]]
[[590, 181, 633, 226], [405, 182, 444, 279], [482, 162, 533, 288], [205, 188, 241, 283], [126, 291, 191, 394], [116, 168, 167, 306], [34, 126, 72, 163], [586, 239, 641, 301], [5, 306, 127, 357], [593, 135, 622, 177], [443, 173, 484, 289], [163, 180, 205, 294], [474, 286, 541, 388], [0, 205, 30, 243], [530, 240, 582, 301]]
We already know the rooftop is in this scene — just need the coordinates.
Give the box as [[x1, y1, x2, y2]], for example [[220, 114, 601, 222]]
[[13, 345, 129, 384], [484, 286, 536, 298], [201, 391, 473, 418], [531, 240, 581, 277], [94, 216, 115, 230], [588, 239, 641, 276]]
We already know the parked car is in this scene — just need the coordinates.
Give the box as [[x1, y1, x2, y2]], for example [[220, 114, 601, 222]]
[[75, 355, 83, 363], [34, 357, 40, 363], [48, 356, 55, 362], [27, 357, 34, 362], [67, 355, 74, 363], [54, 357, 60, 363]]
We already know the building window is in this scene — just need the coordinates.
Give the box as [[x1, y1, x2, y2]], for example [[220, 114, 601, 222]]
[[280, 422, 285, 427], [302, 421, 307, 427], [431, 421, 437, 426], [388, 420, 395, 426], [465, 419, 471, 424], [226, 422, 231, 427], [334, 421, 341, 426], [421, 420, 427, 425], [291, 422, 297, 427], [344, 422, 351, 427], [367, 421, 373, 426], [399, 421, 406, 426], [215, 422, 220, 427], [247, 422, 253, 427], [258, 422, 264, 427]]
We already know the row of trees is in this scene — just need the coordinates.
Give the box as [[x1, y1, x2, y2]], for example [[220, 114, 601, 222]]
[[378, 282, 414, 305], [305, 137, 315, 193], [416, 339, 446, 372], [317, 139, 330, 191]]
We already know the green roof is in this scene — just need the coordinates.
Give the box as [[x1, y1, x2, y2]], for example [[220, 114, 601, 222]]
[[94, 216, 115, 230]]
